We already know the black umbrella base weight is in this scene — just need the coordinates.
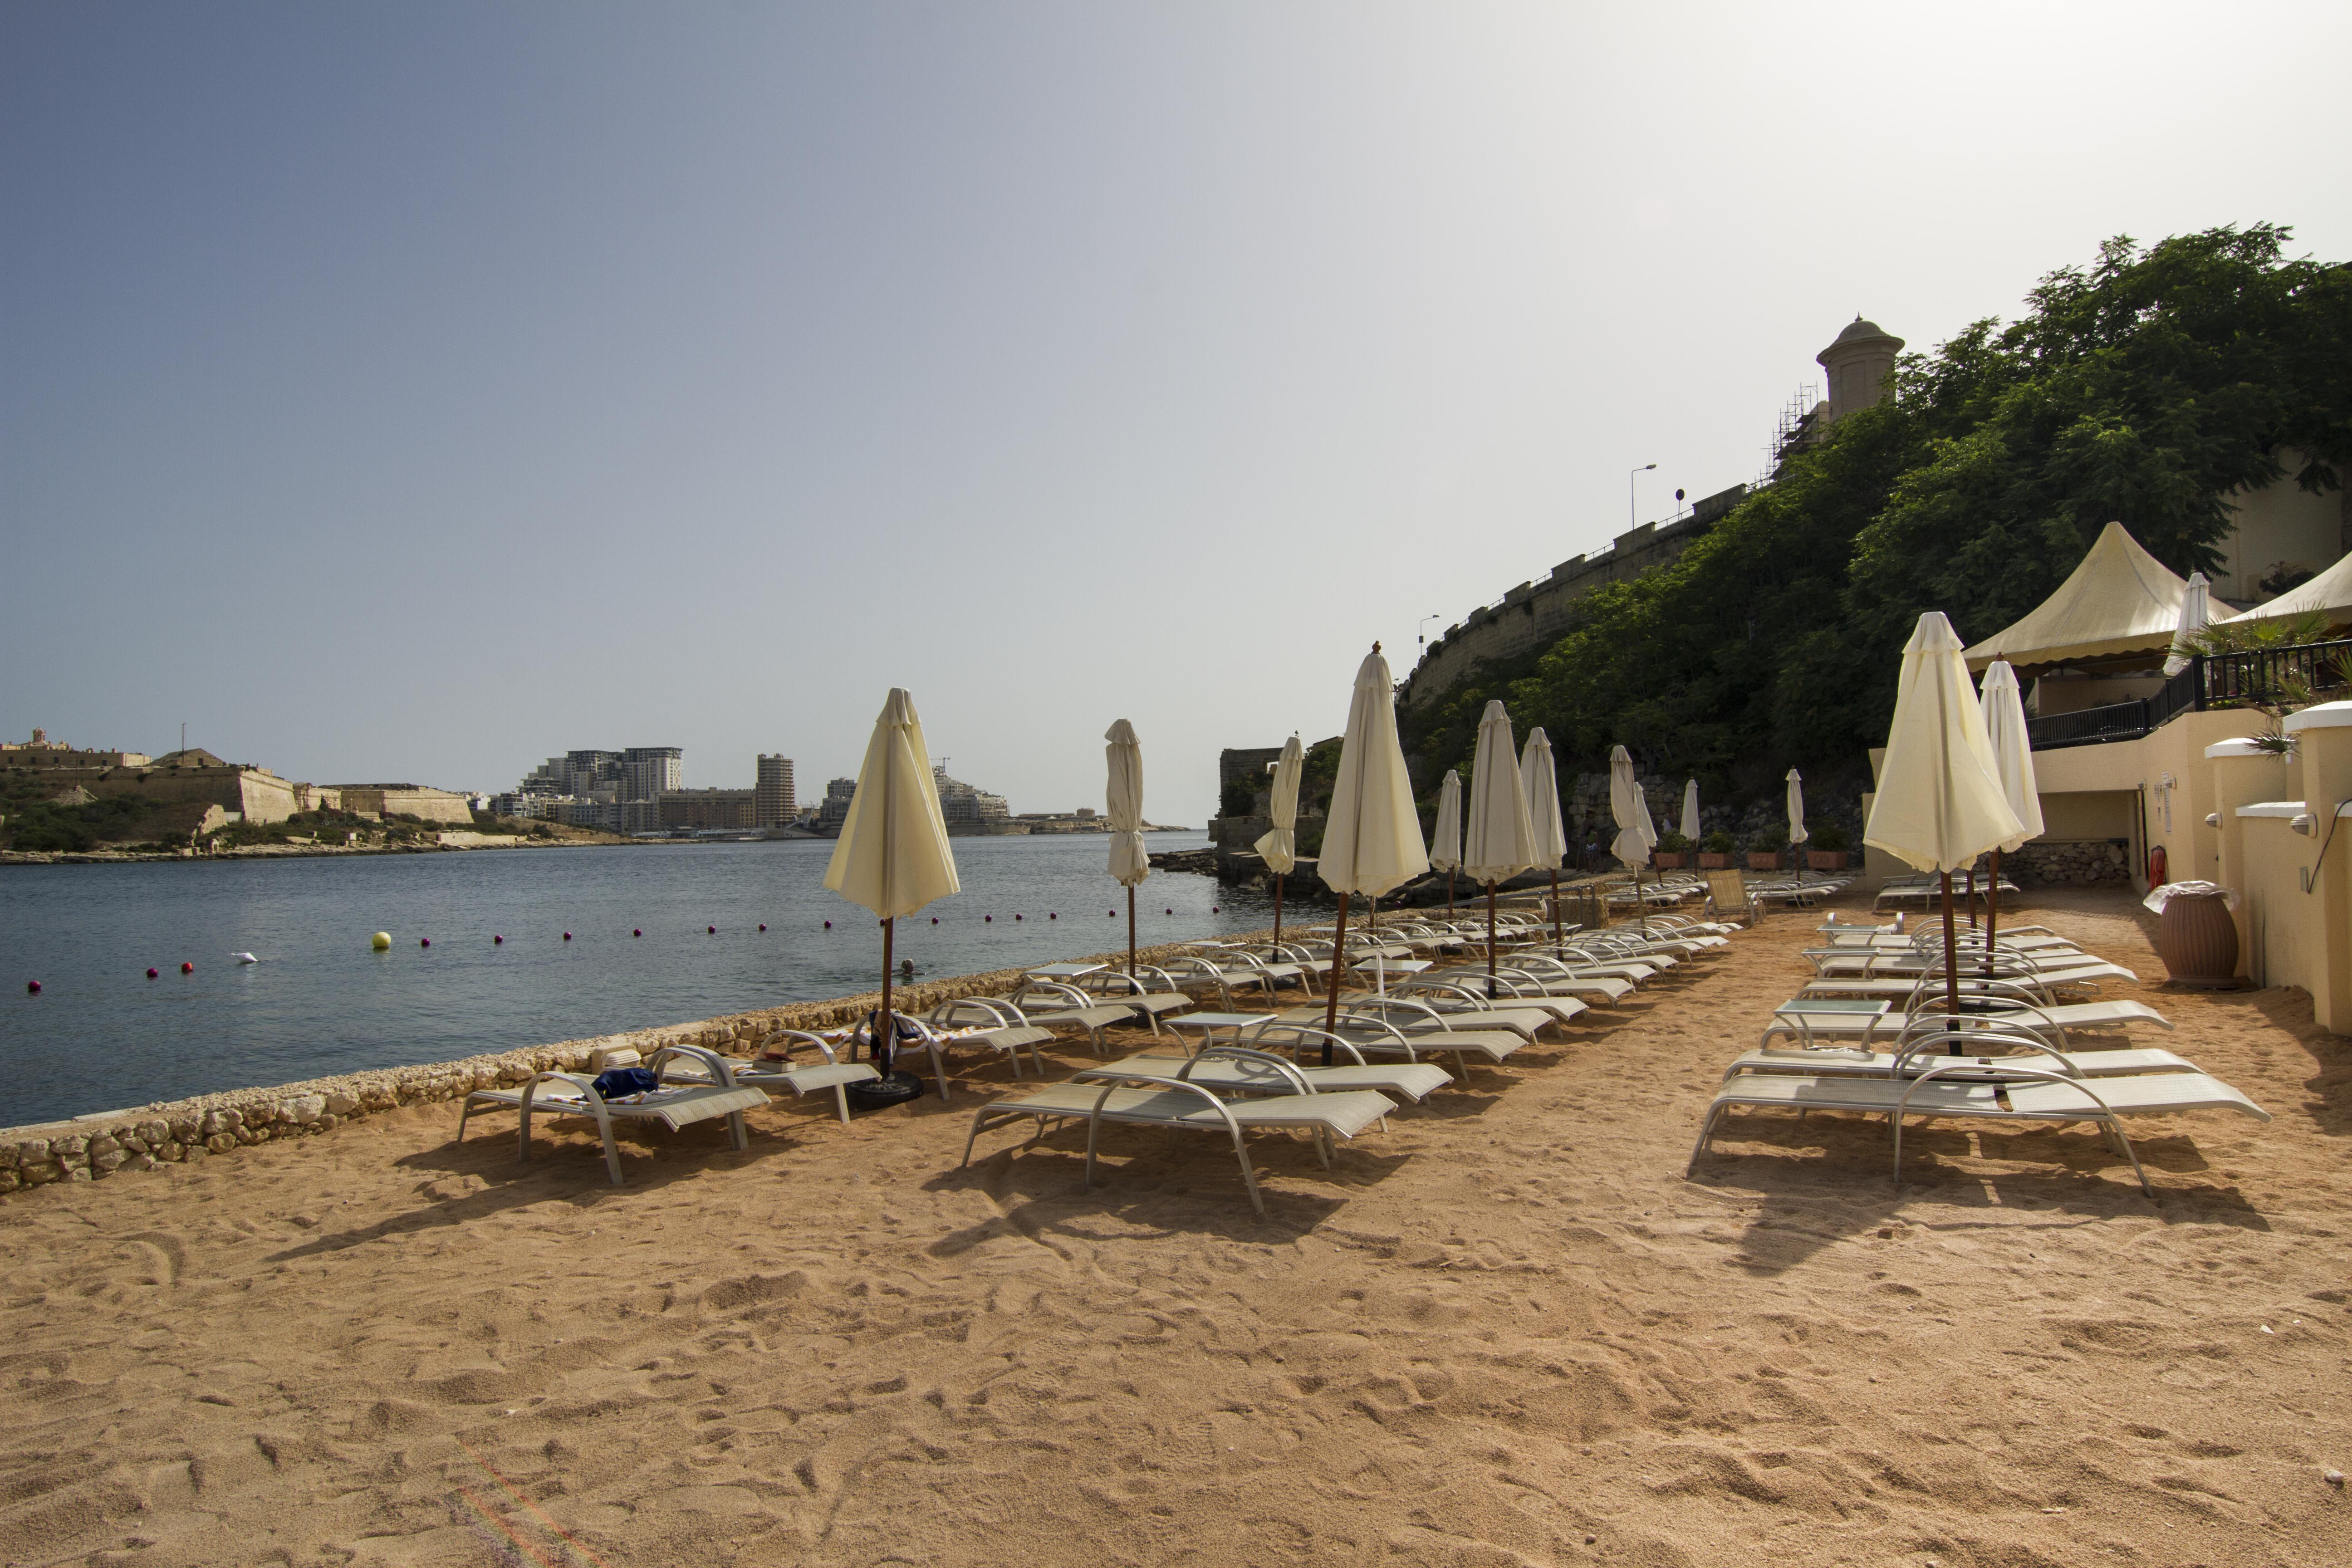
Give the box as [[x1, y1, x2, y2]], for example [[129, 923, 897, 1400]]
[[846, 1071, 927, 1112]]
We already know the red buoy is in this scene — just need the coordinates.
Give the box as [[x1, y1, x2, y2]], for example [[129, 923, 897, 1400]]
[[1014, 913, 1023, 921], [1211, 906, 1219, 913], [562, 932, 572, 941], [1049, 912, 1057, 919], [420, 938, 431, 948], [708, 926, 716, 935], [985, 915, 993, 923], [181, 961, 194, 974], [25, 980, 39, 995], [147, 968, 158, 979], [758, 923, 767, 932], [931, 916, 938, 924], [823, 920, 832, 929], [493, 935, 503, 945], [632, 928, 641, 937], [1164, 908, 1172, 916]]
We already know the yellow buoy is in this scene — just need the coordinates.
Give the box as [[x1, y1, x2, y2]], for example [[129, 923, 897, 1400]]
[[370, 931, 392, 951]]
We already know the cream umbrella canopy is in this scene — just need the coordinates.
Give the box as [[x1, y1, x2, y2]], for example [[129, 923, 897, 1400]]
[[1318, 644, 1431, 1036], [1428, 768, 1464, 916], [1864, 612, 2027, 1019], [1977, 659, 2043, 973], [1680, 778, 1701, 844], [1252, 735, 1304, 945], [2164, 571, 2213, 677], [1522, 727, 1570, 949], [1463, 701, 1537, 983], [824, 688, 961, 1076], [1608, 745, 1656, 931], [1104, 720, 1149, 976], [1785, 769, 1809, 882]]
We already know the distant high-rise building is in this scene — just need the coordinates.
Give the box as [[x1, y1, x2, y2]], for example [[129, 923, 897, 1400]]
[[622, 746, 683, 800], [517, 745, 682, 805], [755, 755, 796, 826], [817, 777, 858, 833]]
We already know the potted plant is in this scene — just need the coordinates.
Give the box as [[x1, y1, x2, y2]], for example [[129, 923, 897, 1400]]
[[1698, 829, 1735, 869], [1652, 829, 1692, 869], [1747, 825, 1788, 871], [1805, 820, 1849, 871]]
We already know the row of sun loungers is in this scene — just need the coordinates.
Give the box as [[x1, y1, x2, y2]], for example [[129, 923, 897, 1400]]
[[1688, 918, 2269, 1195]]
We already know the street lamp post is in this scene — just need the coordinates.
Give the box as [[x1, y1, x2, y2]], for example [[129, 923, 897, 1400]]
[[1629, 463, 1656, 529], [1416, 612, 1443, 648]]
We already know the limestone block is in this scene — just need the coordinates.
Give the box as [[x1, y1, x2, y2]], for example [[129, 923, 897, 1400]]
[[91, 1150, 126, 1173], [0, 1144, 17, 1171], [118, 1135, 148, 1156], [21, 1161, 60, 1185], [64, 1168, 91, 1182], [235, 1126, 265, 1146], [159, 1142, 185, 1162], [142, 1119, 171, 1144], [324, 1091, 357, 1117], [168, 1116, 199, 1142], [88, 1134, 120, 1157], [318, 1113, 338, 1132], [0, 1171, 16, 1194], [121, 1153, 156, 1172], [52, 1134, 88, 1159], [288, 1095, 325, 1125], [206, 1134, 237, 1154]]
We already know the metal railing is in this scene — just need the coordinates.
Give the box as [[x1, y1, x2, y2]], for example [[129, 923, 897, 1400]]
[[2024, 639, 2352, 751]]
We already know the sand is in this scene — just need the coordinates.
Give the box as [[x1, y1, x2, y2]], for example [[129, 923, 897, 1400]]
[[2, 887, 2345, 1566]]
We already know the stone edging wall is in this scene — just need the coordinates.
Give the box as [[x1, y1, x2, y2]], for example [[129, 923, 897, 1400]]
[[0, 930, 1276, 1198]]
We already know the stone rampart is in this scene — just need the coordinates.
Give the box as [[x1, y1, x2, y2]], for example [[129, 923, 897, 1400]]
[[1398, 485, 1747, 710]]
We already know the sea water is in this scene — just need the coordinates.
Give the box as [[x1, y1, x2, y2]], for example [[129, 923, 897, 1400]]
[[0, 833, 1280, 1126]]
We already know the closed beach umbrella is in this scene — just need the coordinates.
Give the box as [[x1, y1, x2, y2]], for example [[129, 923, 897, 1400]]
[[1464, 701, 1536, 981], [1680, 778, 1701, 843], [1252, 734, 1304, 944], [2164, 571, 2212, 677], [1785, 768, 1808, 880], [1105, 720, 1149, 976], [1428, 768, 1463, 916], [1318, 644, 1431, 1036], [1977, 660, 2043, 970], [824, 688, 960, 1075], [1864, 612, 2026, 1020], [1609, 745, 1657, 931], [1522, 728, 1569, 948]]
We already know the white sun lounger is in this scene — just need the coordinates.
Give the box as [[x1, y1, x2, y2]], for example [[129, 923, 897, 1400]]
[[1759, 997, 2172, 1050], [960, 1068, 1398, 1218], [672, 1029, 880, 1124], [456, 1044, 770, 1186], [1688, 1063, 2270, 1196]]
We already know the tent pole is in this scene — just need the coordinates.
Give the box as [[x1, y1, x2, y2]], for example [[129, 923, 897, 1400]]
[[1939, 870, 1961, 1049], [1127, 885, 1137, 978], [879, 916, 895, 1078], [1321, 892, 1351, 1063]]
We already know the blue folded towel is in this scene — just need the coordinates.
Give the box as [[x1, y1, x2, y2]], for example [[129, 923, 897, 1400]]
[[592, 1067, 662, 1099]]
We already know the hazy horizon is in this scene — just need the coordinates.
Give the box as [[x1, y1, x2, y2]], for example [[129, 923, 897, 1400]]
[[7, 3, 2350, 821]]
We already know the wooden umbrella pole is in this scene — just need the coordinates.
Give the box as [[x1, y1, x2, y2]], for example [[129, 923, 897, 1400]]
[[1486, 882, 1498, 993], [1939, 870, 1961, 1048], [1550, 869, 1563, 949], [1127, 885, 1137, 978], [1445, 868, 1455, 917], [1321, 892, 1352, 1060], [1967, 867, 1979, 929], [1272, 872, 1284, 948], [1985, 849, 2001, 980], [879, 916, 895, 1077]]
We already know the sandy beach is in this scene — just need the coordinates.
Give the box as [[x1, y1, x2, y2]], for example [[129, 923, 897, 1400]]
[[3, 886, 2345, 1566]]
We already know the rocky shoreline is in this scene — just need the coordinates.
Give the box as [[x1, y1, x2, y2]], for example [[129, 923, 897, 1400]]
[[0, 930, 1273, 1197]]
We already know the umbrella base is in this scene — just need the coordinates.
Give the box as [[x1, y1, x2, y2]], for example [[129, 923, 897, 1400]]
[[846, 1071, 927, 1112]]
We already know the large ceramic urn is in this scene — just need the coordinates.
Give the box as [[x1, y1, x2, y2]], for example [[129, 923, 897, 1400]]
[[2157, 889, 2240, 986]]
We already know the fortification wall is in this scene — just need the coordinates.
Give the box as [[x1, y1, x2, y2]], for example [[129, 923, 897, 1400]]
[[1397, 485, 1746, 710]]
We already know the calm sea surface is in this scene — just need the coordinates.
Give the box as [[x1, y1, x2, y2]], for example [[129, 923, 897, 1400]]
[[0, 833, 1278, 1127]]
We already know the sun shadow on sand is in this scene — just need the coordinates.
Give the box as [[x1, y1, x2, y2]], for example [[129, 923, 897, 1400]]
[[921, 1124, 1407, 1242], [262, 1116, 805, 1262], [1691, 1115, 2272, 1275]]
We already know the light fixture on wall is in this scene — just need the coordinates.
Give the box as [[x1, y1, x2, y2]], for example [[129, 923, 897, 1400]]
[[2205, 813, 2220, 828]]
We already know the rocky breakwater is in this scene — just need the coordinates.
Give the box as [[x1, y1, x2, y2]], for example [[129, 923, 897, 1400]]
[[0, 929, 1274, 1200]]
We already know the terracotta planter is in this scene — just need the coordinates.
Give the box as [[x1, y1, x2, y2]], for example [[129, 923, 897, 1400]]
[[1697, 853, 1730, 869], [1806, 850, 1848, 871], [1746, 853, 1782, 871], [2157, 891, 2240, 986], [1653, 852, 1689, 869]]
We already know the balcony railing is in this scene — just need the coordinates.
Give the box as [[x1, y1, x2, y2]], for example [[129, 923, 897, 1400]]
[[2024, 639, 2352, 751]]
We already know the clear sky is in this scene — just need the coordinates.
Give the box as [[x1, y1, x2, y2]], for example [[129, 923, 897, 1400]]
[[6, 2, 2348, 823]]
